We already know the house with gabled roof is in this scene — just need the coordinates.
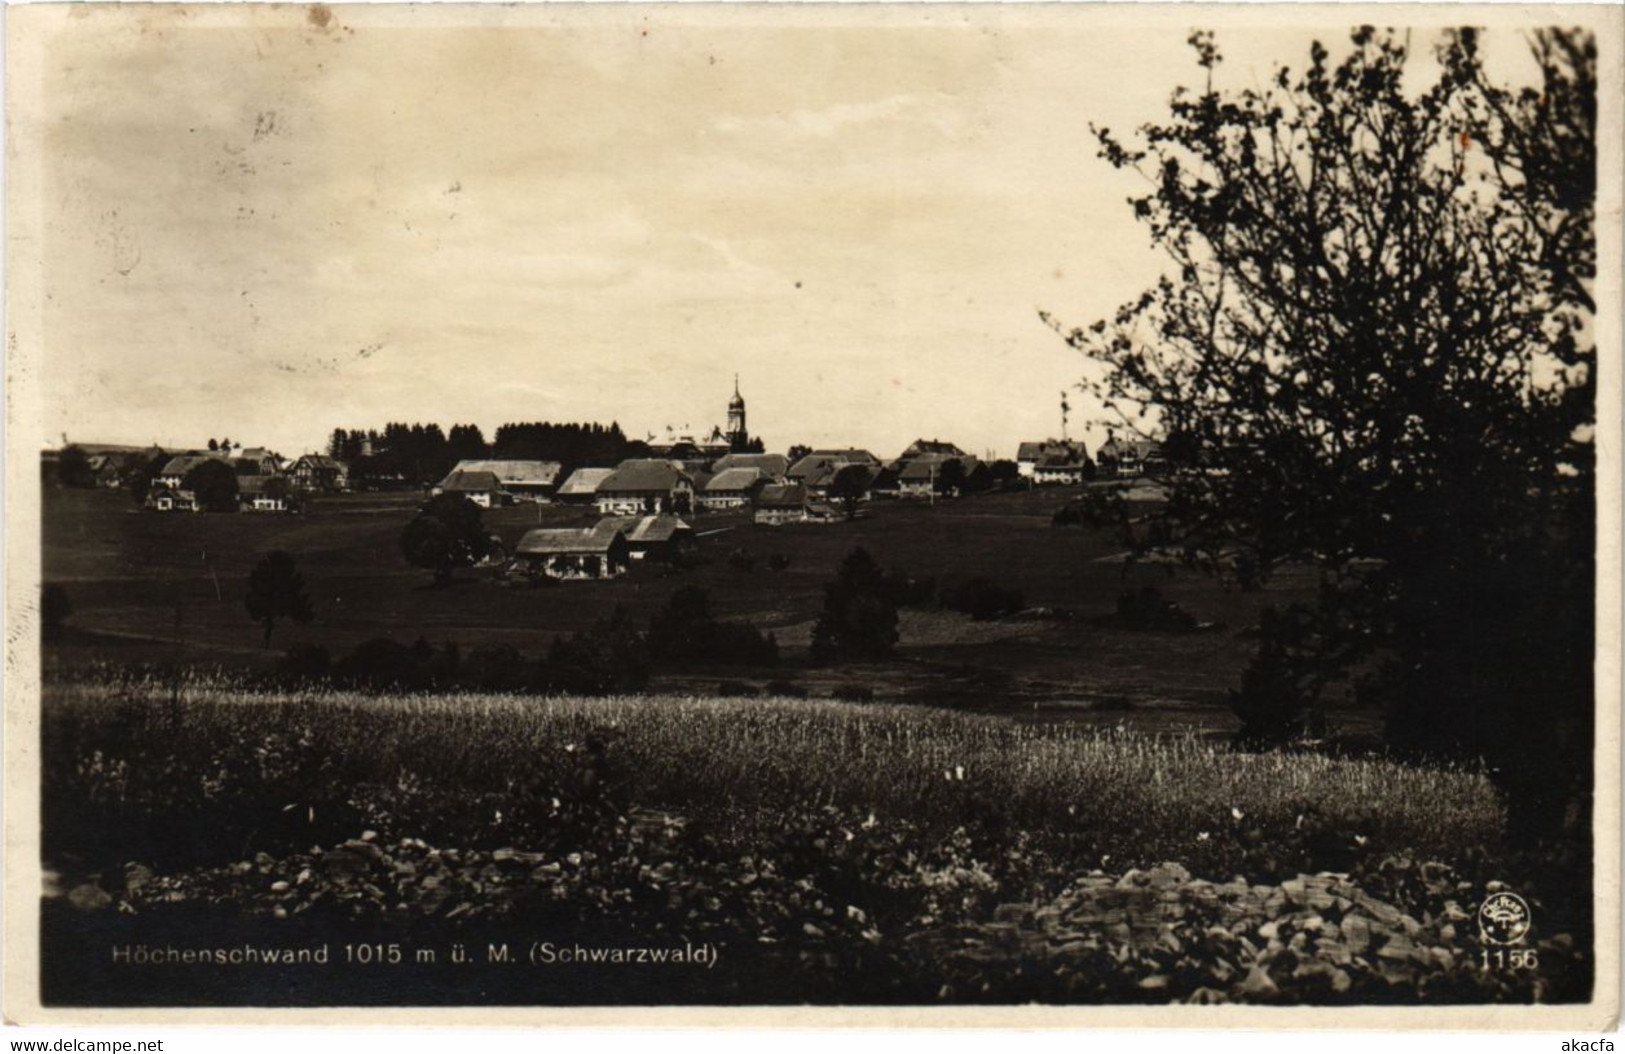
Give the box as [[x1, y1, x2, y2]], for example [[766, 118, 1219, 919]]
[[754, 483, 809, 526], [898, 438, 966, 461], [155, 454, 230, 491], [1097, 433, 1163, 479], [699, 467, 766, 510], [712, 452, 790, 481], [555, 467, 616, 504], [597, 514, 695, 560], [1017, 439, 1091, 485], [433, 468, 505, 507], [443, 459, 563, 501], [511, 520, 631, 580], [292, 454, 348, 492], [595, 459, 694, 515]]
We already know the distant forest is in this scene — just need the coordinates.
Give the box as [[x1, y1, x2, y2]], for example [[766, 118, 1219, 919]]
[[327, 422, 652, 487]]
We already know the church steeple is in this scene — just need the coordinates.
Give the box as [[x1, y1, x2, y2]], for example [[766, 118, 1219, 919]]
[[727, 375, 747, 446]]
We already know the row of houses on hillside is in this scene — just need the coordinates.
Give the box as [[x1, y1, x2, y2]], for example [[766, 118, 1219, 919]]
[[1015, 433, 1166, 483], [145, 449, 345, 513]]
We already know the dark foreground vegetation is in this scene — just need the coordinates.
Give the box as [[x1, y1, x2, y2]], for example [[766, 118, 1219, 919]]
[[41, 678, 1590, 1005]]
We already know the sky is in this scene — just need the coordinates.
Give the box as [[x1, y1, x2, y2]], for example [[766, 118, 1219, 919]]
[[17, 5, 1547, 461]]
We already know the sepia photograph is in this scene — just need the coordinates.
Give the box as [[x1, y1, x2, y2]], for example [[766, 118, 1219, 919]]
[[3, 1, 1620, 1027]]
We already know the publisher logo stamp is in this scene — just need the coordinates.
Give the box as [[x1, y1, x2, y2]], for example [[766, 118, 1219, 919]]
[[1478, 891, 1532, 946]]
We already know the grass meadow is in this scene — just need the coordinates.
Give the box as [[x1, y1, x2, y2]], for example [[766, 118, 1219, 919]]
[[40, 677, 1590, 1006]]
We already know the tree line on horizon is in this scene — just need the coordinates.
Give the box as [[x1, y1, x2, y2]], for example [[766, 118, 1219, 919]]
[[327, 420, 653, 488]]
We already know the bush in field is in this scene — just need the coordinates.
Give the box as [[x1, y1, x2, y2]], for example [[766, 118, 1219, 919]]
[[882, 571, 936, 609], [541, 607, 650, 696], [460, 643, 532, 692], [1230, 606, 1329, 748], [277, 644, 331, 684], [646, 586, 778, 668], [333, 638, 425, 690], [944, 578, 1025, 621], [244, 551, 314, 648], [41, 584, 72, 642], [400, 493, 490, 586], [1111, 586, 1197, 632], [812, 548, 899, 663], [763, 679, 808, 698]]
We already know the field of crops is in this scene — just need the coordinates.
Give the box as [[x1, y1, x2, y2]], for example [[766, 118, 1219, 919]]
[[40, 678, 1590, 1006]]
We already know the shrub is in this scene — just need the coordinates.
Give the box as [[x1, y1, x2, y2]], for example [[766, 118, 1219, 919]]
[[763, 679, 808, 699], [332, 638, 423, 691], [277, 644, 331, 684], [460, 643, 531, 693], [646, 586, 778, 667], [540, 608, 650, 696], [713, 680, 757, 698], [1111, 586, 1197, 632], [882, 571, 937, 609], [831, 684, 875, 703], [944, 578, 1025, 621], [811, 548, 899, 663]]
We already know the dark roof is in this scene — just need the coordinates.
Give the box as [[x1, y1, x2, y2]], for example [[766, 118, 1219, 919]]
[[297, 454, 345, 470], [438, 469, 502, 493], [159, 454, 228, 477], [900, 439, 966, 459], [756, 483, 808, 508], [1018, 439, 1089, 462], [556, 467, 616, 496], [450, 460, 563, 486], [1099, 437, 1162, 459], [600, 459, 690, 494], [598, 514, 693, 544], [898, 454, 982, 482], [705, 467, 764, 493], [809, 448, 878, 465], [515, 523, 625, 556], [237, 475, 278, 495], [713, 453, 790, 477]]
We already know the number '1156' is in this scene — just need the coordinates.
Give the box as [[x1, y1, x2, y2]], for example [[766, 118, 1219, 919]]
[[1482, 948, 1539, 970]]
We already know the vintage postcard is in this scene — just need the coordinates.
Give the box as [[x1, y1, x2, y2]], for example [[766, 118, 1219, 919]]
[[4, 1, 1621, 1028]]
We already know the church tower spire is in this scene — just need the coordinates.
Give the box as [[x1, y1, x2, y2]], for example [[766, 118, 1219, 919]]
[[727, 375, 747, 449]]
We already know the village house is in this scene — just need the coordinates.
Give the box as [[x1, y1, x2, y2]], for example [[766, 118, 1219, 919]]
[[511, 521, 631, 581], [554, 467, 616, 504], [440, 460, 564, 501], [432, 467, 506, 507], [712, 452, 790, 481], [594, 459, 694, 515], [1097, 433, 1164, 479], [809, 448, 879, 466], [598, 514, 695, 561], [145, 487, 199, 513], [88, 456, 123, 488], [291, 454, 349, 492], [898, 439, 967, 462], [234, 447, 285, 476], [1017, 439, 1091, 485], [896, 453, 987, 499], [237, 476, 293, 513], [754, 483, 809, 526], [155, 454, 229, 491], [699, 467, 765, 510]]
